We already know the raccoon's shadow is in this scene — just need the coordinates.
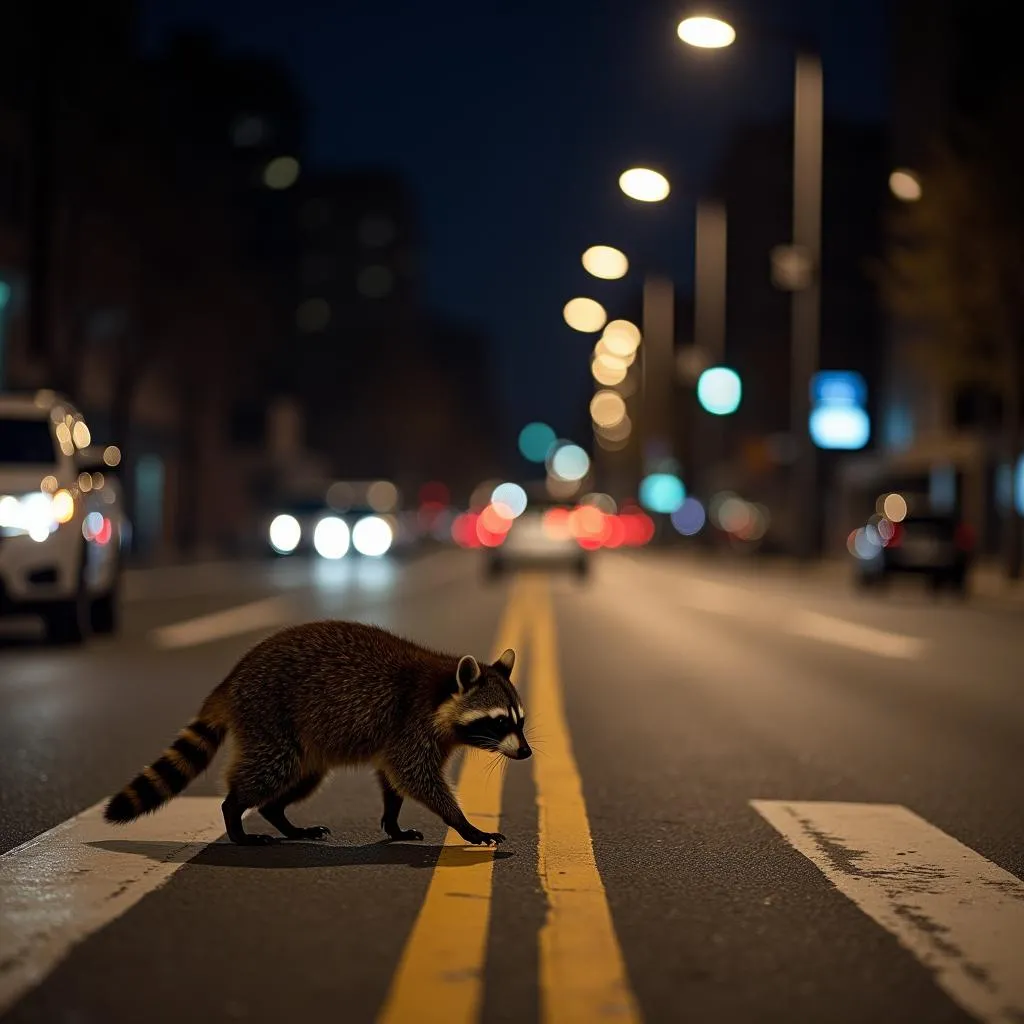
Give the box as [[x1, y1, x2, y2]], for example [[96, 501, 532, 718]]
[[88, 839, 513, 870]]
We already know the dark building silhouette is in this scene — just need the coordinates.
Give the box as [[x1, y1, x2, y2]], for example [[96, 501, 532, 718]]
[[862, 0, 1022, 556], [698, 117, 888, 550]]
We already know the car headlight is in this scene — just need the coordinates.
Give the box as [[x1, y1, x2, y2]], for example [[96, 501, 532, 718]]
[[0, 490, 74, 542], [269, 514, 302, 554], [352, 515, 393, 556]]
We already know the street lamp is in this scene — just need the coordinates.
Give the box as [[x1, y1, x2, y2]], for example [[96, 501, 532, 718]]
[[618, 167, 671, 203], [676, 16, 736, 48], [678, 13, 824, 560], [582, 244, 629, 280]]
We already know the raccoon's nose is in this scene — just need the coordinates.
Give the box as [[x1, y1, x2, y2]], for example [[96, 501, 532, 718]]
[[517, 743, 532, 760]]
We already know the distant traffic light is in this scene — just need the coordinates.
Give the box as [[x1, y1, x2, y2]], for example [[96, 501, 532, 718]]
[[697, 366, 741, 415]]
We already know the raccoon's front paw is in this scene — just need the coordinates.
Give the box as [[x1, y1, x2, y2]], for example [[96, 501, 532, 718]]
[[461, 827, 506, 847], [292, 825, 331, 840]]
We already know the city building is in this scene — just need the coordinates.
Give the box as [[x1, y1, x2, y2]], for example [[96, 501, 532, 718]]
[[701, 117, 888, 552]]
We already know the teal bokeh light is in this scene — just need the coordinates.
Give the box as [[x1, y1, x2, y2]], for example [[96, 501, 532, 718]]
[[697, 366, 741, 416], [518, 422, 557, 463], [639, 473, 685, 514]]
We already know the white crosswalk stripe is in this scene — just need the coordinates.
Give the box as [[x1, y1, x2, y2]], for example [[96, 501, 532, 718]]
[[0, 797, 230, 1015], [753, 800, 1024, 1024]]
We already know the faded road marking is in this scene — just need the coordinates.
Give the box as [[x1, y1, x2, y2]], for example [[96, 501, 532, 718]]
[[150, 596, 292, 649], [0, 797, 229, 1015], [752, 800, 1024, 1024], [377, 575, 528, 1024], [531, 577, 642, 1023], [786, 610, 925, 659]]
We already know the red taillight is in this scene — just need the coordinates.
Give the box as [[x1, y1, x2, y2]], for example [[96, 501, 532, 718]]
[[955, 523, 975, 551], [886, 522, 904, 548]]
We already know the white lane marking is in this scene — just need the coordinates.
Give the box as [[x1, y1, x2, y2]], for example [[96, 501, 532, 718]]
[[752, 800, 1024, 1024], [786, 609, 925, 659], [150, 596, 292, 649], [0, 797, 229, 1014], [620, 556, 925, 660]]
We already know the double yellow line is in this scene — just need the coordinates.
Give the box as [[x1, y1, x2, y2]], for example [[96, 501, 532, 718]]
[[378, 574, 641, 1024]]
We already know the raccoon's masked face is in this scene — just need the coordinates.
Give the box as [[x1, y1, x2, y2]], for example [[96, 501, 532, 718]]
[[450, 649, 531, 760]]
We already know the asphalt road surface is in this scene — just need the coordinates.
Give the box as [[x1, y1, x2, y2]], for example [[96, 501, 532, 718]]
[[1, 548, 1022, 1024]]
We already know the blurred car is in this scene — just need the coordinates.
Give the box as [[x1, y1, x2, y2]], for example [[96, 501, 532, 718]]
[[854, 512, 974, 595], [266, 500, 398, 559], [485, 505, 590, 580], [0, 391, 128, 644]]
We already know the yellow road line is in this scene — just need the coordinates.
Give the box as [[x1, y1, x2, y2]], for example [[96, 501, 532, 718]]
[[530, 576, 643, 1023], [377, 576, 529, 1024]]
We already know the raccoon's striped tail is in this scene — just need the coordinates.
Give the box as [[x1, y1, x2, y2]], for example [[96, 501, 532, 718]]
[[104, 689, 230, 824]]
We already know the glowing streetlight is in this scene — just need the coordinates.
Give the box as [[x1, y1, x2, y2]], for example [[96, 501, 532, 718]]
[[677, 16, 736, 49], [601, 319, 641, 357], [889, 169, 922, 202], [563, 297, 607, 333], [619, 167, 670, 203], [581, 245, 629, 280], [592, 358, 627, 387]]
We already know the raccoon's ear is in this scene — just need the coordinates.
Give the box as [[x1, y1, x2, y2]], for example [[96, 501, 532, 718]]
[[494, 648, 515, 677], [455, 654, 482, 693]]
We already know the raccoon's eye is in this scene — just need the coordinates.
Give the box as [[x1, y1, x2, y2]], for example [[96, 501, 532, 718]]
[[494, 716, 510, 729]]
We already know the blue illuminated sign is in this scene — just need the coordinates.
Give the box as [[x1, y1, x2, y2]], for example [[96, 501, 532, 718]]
[[809, 370, 870, 450], [810, 371, 866, 408]]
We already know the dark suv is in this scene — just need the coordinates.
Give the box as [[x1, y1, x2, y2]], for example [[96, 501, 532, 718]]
[[857, 513, 974, 595]]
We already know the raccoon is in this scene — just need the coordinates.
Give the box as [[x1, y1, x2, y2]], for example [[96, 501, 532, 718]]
[[103, 620, 530, 846]]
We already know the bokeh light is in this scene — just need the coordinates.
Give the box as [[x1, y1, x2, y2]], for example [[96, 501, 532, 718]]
[[619, 167, 670, 203], [563, 297, 607, 333], [639, 473, 685, 514], [671, 497, 706, 536], [590, 390, 627, 429], [491, 482, 528, 518], [677, 16, 736, 48], [889, 169, 922, 202], [72, 420, 91, 449], [882, 492, 908, 523], [367, 480, 399, 512], [263, 155, 300, 189], [601, 320, 642, 357], [549, 443, 591, 483], [582, 245, 629, 280], [313, 516, 350, 559], [352, 515, 393, 556], [592, 358, 627, 386], [594, 413, 631, 443], [518, 422, 556, 463], [697, 367, 742, 415]]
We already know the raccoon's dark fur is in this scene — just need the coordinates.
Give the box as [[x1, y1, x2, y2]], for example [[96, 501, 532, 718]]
[[103, 620, 530, 846]]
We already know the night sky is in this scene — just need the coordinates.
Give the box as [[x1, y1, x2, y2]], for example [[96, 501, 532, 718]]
[[140, 0, 886, 449]]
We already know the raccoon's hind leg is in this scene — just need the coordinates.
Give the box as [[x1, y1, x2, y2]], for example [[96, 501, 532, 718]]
[[222, 749, 308, 845], [377, 770, 423, 841], [259, 774, 330, 840]]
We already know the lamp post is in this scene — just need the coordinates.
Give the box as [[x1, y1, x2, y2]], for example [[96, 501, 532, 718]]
[[678, 15, 824, 559], [616, 168, 677, 480]]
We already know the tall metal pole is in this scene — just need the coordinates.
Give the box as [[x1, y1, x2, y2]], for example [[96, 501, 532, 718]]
[[790, 53, 823, 559], [693, 200, 728, 502], [641, 274, 675, 478], [695, 199, 727, 365]]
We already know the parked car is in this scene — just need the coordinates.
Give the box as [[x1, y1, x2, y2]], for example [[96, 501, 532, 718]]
[[855, 512, 974, 595], [0, 391, 128, 643]]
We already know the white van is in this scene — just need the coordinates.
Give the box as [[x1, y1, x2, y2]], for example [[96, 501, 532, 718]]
[[0, 391, 128, 644]]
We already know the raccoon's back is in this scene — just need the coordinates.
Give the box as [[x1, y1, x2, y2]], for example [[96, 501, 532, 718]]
[[227, 620, 447, 761]]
